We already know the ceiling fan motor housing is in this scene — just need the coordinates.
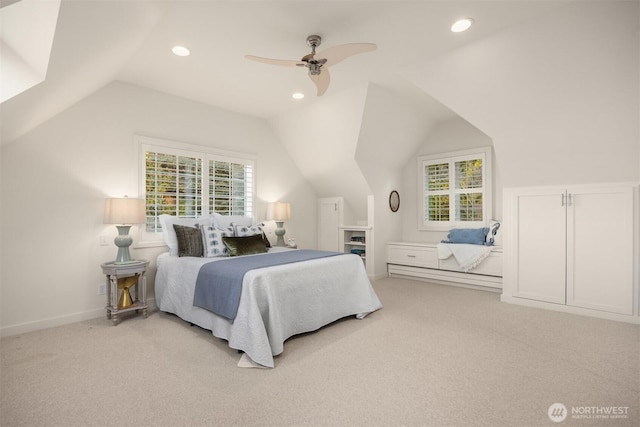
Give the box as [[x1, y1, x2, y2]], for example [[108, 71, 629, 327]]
[[306, 35, 322, 48], [304, 35, 325, 75]]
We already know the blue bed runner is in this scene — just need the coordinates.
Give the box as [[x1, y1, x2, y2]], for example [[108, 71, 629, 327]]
[[193, 250, 344, 321]]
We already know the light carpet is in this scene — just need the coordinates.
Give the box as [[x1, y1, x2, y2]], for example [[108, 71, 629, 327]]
[[1, 277, 638, 426]]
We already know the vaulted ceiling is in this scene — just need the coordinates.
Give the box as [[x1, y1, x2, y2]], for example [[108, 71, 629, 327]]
[[0, 0, 567, 144]]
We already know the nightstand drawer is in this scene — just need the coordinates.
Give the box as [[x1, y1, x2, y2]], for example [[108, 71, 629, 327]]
[[387, 245, 438, 268]]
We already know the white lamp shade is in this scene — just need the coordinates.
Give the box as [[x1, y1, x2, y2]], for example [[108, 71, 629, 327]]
[[104, 197, 146, 224], [266, 202, 291, 221]]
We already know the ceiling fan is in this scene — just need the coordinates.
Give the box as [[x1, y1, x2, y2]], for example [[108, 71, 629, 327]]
[[245, 35, 377, 96]]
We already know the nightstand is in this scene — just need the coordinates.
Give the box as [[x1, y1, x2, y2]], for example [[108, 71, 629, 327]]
[[100, 260, 149, 325]]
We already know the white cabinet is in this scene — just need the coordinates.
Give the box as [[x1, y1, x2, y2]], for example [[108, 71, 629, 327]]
[[509, 188, 567, 304], [387, 242, 502, 290], [387, 244, 438, 269], [340, 226, 373, 278], [567, 187, 634, 314], [503, 184, 635, 318]]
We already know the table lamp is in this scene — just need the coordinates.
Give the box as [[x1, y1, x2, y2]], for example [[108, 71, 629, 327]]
[[266, 202, 291, 246], [103, 196, 146, 264]]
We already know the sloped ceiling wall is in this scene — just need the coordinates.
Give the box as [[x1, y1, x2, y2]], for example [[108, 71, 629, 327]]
[[0, 0, 60, 103], [403, 1, 640, 187], [268, 85, 372, 222], [355, 83, 447, 191], [0, 0, 166, 142]]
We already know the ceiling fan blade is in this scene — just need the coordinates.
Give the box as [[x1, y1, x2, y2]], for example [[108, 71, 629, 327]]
[[309, 69, 330, 96], [319, 43, 377, 67], [244, 55, 303, 67]]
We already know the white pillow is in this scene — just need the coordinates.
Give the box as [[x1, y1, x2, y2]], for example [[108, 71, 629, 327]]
[[159, 214, 214, 256], [232, 222, 264, 237], [486, 220, 501, 246], [213, 213, 254, 230], [200, 225, 234, 257]]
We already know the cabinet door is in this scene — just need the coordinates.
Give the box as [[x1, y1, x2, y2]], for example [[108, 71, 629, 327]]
[[567, 186, 634, 315], [318, 198, 342, 251], [513, 189, 567, 304]]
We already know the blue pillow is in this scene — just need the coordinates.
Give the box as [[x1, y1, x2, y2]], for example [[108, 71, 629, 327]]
[[442, 227, 489, 245]]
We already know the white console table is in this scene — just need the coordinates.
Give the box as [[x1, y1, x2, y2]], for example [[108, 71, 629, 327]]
[[387, 242, 502, 291]]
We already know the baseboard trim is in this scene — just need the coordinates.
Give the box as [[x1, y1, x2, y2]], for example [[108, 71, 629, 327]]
[[389, 272, 501, 293], [0, 298, 157, 338], [500, 295, 639, 324], [388, 264, 502, 290], [372, 272, 389, 281]]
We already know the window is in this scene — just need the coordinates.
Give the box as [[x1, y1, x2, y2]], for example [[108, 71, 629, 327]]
[[145, 152, 203, 231], [418, 147, 492, 230], [209, 160, 253, 217], [137, 136, 255, 245]]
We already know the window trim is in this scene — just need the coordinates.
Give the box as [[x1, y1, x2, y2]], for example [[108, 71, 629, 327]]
[[417, 146, 492, 231], [135, 135, 256, 247]]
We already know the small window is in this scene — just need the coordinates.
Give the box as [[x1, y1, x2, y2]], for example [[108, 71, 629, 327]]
[[145, 151, 203, 232], [418, 147, 492, 230]]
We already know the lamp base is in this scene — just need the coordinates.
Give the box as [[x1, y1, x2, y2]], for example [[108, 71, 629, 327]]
[[274, 221, 286, 247], [113, 225, 135, 264]]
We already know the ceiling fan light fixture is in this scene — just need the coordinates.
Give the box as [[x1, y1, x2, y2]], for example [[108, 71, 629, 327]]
[[292, 92, 305, 100], [172, 45, 191, 57], [451, 18, 474, 33]]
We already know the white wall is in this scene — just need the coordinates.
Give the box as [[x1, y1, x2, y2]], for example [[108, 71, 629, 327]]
[[269, 85, 372, 223], [404, 1, 639, 187], [401, 117, 500, 244], [0, 81, 317, 336]]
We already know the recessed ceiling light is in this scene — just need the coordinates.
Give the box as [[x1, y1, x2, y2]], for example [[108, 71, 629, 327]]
[[172, 45, 190, 57], [292, 92, 304, 100], [451, 18, 473, 33]]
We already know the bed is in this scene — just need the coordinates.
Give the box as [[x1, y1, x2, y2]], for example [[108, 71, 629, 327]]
[[154, 214, 382, 368]]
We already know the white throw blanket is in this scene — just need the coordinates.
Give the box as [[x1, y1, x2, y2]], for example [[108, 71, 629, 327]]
[[437, 243, 492, 272]]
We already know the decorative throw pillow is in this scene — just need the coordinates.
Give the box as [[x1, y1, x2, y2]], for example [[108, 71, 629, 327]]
[[213, 213, 254, 230], [201, 226, 234, 257], [442, 227, 489, 245], [222, 234, 268, 257], [232, 222, 271, 248], [173, 224, 204, 257], [485, 220, 501, 246], [159, 214, 213, 256]]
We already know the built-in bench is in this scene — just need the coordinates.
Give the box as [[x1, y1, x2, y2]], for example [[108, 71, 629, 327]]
[[387, 242, 502, 292]]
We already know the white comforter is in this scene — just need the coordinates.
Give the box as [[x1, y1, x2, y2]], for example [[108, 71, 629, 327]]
[[155, 248, 382, 368]]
